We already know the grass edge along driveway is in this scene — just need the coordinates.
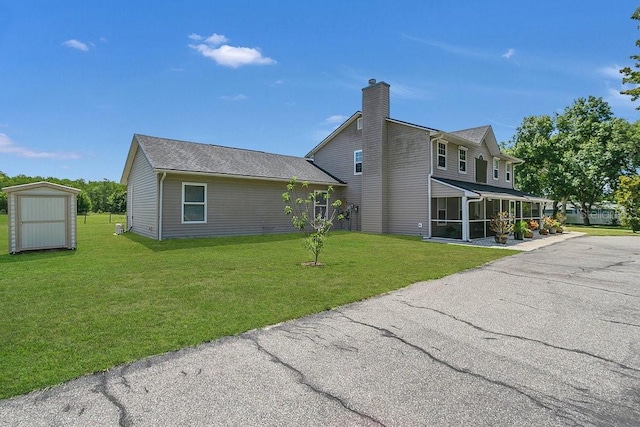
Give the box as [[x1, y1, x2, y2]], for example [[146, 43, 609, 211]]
[[0, 214, 513, 399]]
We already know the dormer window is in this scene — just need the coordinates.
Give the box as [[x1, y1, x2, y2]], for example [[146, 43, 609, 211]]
[[493, 158, 499, 180], [505, 162, 512, 182], [458, 147, 467, 174], [437, 141, 447, 170]]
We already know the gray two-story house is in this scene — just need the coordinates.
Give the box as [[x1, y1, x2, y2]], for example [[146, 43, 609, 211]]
[[121, 79, 548, 241], [307, 79, 548, 240]]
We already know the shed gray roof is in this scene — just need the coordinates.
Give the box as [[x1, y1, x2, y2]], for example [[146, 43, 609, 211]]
[[122, 134, 344, 185]]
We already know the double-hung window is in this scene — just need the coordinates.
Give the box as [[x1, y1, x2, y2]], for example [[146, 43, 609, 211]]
[[354, 150, 363, 175], [437, 142, 447, 169], [458, 147, 467, 174], [314, 190, 329, 219], [493, 158, 500, 180], [505, 162, 512, 183], [182, 183, 207, 223]]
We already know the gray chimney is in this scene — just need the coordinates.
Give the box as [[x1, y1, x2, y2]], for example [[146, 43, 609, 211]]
[[361, 79, 390, 233]]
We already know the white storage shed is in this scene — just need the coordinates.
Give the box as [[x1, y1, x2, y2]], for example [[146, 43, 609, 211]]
[[2, 182, 80, 254]]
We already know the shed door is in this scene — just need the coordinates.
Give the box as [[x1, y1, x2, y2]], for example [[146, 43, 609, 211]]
[[19, 196, 67, 250]]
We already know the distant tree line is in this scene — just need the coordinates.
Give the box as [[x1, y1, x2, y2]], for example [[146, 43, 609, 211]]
[[0, 172, 126, 215]]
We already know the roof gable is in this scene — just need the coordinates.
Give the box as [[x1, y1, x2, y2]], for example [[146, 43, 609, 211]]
[[2, 181, 80, 194], [121, 134, 343, 186], [306, 111, 361, 158]]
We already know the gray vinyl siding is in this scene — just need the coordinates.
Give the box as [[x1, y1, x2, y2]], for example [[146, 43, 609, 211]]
[[127, 149, 158, 239], [160, 174, 343, 239], [311, 119, 363, 231], [431, 181, 465, 198], [386, 122, 430, 235], [432, 141, 514, 189]]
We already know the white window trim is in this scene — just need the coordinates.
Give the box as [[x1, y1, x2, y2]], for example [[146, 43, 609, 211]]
[[356, 117, 363, 130], [437, 141, 447, 170], [354, 149, 363, 175], [182, 182, 207, 224], [493, 157, 500, 181], [505, 162, 512, 183], [314, 190, 329, 220], [458, 147, 468, 174]]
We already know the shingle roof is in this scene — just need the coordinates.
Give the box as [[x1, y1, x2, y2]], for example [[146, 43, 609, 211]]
[[129, 134, 344, 185], [433, 177, 551, 202], [449, 126, 490, 144]]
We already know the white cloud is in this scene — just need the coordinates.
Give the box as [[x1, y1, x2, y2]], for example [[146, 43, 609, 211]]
[[390, 82, 429, 100], [0, 133, 81, 159], [600, 65, 623, 80], [204, 33, 228, 45], [189, 32, 276, 68], [62, 39, 89, 51], [188, 33, 203, 41], [502, 48, 516, 59], [219, 94, 248, 101], [325, 115, 348, 124]]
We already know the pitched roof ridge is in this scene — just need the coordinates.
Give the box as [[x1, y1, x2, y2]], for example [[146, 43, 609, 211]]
[[135, 133, 305, 160], [386, 117, 440, 132]]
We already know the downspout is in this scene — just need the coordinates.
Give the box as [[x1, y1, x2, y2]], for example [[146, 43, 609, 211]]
[[466, 197, 484, 242], [158, 172, 167, 241]]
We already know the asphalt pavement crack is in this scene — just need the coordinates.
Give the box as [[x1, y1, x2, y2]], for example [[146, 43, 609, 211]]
[[245, 335, 386, 426], [338, 314, 558, 415], [599, 318, 640, 329], [398, 301, 640, 373], [484, 268, 639, 298], [92, 371, 131, 427]]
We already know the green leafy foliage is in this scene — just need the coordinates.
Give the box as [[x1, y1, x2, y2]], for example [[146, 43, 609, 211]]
[[505, 97, 637, 225], [615, 175, 640, 232], [620, 7, 640, 109], [282, 177, 343, 265]]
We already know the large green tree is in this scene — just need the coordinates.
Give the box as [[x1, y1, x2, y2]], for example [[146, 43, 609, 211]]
[[621, 7, 640, 109], [506, 97, 633, 225]]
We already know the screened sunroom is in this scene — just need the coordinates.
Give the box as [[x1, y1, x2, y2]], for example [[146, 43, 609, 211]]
[[429, 178, 550, 241]]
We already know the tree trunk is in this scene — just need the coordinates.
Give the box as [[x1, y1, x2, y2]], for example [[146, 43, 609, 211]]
[[581, 202, 591, 226]]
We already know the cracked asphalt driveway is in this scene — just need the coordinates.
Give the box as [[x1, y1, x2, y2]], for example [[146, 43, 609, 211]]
[[1, 235, 639, 426]]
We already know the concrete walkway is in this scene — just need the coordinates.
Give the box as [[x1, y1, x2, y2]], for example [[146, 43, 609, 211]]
[[428, 231, 585, 251], [1, 235, 639, 426]]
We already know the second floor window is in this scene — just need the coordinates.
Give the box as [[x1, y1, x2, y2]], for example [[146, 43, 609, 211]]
[[493, 158, 499, 180], [505, 162, 512, 182], [458, 148, 467, 173], [437, 142, 447, 169], [354, 150, 363, 175]]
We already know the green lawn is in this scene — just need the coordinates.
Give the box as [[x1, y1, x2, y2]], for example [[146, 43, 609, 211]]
[[565, 224, 639, 236], [0, 214, 513, 399]]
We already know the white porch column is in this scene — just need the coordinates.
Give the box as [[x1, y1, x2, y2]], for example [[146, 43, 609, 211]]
[[462, 195, 469, 241]]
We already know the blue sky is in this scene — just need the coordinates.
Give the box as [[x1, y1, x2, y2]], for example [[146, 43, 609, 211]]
[[1, 1, 638, 182]]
